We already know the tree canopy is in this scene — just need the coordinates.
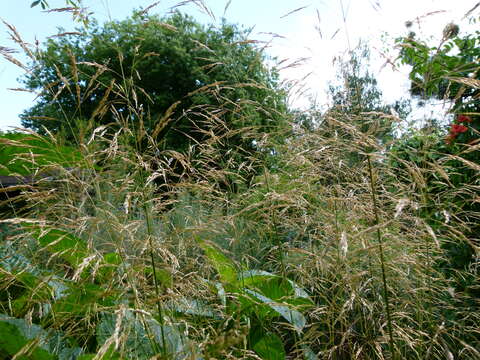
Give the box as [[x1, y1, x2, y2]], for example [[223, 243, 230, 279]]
[[328, 42, 410, 143], [21, 12, 287, 154]]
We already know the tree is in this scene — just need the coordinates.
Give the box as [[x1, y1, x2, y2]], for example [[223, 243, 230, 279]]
[[21, 12, 287, 158], [328, 41, 411, 143]]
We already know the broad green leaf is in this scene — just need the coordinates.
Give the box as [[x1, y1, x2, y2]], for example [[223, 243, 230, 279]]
[[168, 297, 221, 318], [10, 274, 55, 315], [97, 252, 122, 281], [29, 227, 89, 269], [252, 333, 286, 360], [235, 291, 273, 320], [245, 289, 306, 333], [0, 313, 83, 360], [240, 270, 312, 302], [0, 243, 70, 317], [0, 133, 82, 177], [145, 266, 173, 289], [97, 309, 199, 359], [52, 283, 116, 315], [198, 240, 237, 284], [0, 316, 54, 360], [240, 272, 292, 302]]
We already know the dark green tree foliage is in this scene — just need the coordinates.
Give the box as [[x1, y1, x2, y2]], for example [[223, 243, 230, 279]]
[[21, 12, 287, 155]]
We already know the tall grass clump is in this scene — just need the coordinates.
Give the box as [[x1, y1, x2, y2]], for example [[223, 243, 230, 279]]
[[0, 1, 479, 359]]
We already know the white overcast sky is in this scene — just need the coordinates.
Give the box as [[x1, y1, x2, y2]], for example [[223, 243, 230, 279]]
[[0, 0, 478, 130]]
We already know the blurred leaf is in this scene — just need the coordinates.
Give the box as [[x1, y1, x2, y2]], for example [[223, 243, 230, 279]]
[[0, 133, 82, 177], [145, 266, 173, 289], [97, 309, 199, 359], [245, 289, 306, 333], [97, 252, 122, 281], [168, 297, 221, 319], [302, 345, 318, 360], [28, 227, 89, 269], [0, 313, 83, 359], [252, 333, 286, 360], [198, 240, 237, 284]]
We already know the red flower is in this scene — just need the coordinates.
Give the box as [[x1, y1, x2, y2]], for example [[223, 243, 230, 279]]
[[457, 115, 472, 123], [450, 124, 468, 134]]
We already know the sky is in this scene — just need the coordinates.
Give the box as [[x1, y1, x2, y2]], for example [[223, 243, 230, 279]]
[[0, 0, 478, 131]]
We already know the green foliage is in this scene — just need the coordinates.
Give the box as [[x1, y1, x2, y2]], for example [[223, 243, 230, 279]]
[[96, 310, 195, 359], [0, 133, 82, 176], [394, 16, 480, 284], [196, 239, 311, 359], [21, 12, 287, 153], [3, 4, 480, 359], [251, 333, 285, 360], [30, 0, 49, 10], [0, 313, 83, 359], [30, 227, 89, 269], [389, 129, 478, 290], [198, 240, 238, 284], [396, 22, 480, 114]]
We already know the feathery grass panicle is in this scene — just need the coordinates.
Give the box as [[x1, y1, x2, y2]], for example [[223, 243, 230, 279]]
[[0, 1, 479, 359]]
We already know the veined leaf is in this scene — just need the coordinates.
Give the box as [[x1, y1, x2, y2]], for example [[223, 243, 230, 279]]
[[0, 242, 69, 316]]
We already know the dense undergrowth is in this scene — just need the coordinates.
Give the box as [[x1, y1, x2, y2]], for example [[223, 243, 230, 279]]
[[0, 1, 479, 359]]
